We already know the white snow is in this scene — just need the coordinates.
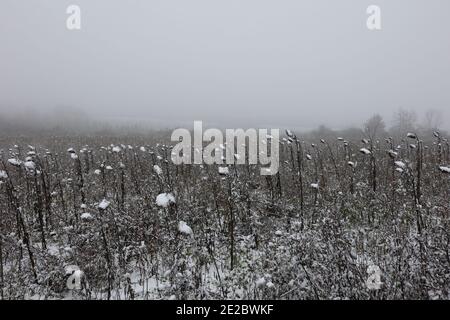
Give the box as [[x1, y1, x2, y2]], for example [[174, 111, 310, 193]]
[[47, 244, 60, 256], [153, 165, 163, 175], [81, 213, 93, 220], [156, 193, 176, 208], [311, 183, 319, 189], [112, 146, 121, 153], [94, 169, 101, 175], [388, 150, 398, 158], [439, 166, 450, 173], [70, 153, 78, 160], [0, 170, 7, 179], [306, 154, 312, 160], [395, 161, 406, 168], [7, 158, 21, 166], [24, 161, 36, 170], [395, 168, 404, 173], [178, 221, 193, 236], [348, 161, 356, 167], [98, 199, 110, 210], [407, 132, 417, 139], [65, 265, 80, 275], [140, 146, 146, 152], [106, 165, 113, 170], [218, 166, 229, 175], [359, 148, 371, 155]]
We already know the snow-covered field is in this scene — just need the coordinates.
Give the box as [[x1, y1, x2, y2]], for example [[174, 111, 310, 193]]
[[0, 132, 448, 300]]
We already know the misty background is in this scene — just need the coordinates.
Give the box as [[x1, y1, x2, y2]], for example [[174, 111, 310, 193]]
[[1, 0, 449, 134]]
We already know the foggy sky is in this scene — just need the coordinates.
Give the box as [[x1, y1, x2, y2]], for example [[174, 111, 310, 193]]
[[1, 0, 450, 130]]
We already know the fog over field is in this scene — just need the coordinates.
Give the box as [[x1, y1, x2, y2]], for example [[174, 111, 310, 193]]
[[1, 0, 450, 132], [0, 1, 449, 302]]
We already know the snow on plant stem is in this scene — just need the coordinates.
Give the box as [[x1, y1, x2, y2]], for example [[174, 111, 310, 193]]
[[394, 161, 406, 169], [178, 221, 193, 236], [156, 193, 176, 208], [153, 165, 163, 175], [7, 158, 21, 166], [81, 213, 93, 220], [359, 148, 371, 155], [98, 199, 110, 210], [218, 166, 229, 175], [0, 170, 8, 179], [438, 166, 450, 173]]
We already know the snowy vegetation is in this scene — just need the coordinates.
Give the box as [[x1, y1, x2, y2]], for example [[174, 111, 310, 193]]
[[0, 125, 449, 300]]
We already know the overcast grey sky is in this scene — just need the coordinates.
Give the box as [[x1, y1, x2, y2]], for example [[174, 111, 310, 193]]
[[1, 0, 449, 130]]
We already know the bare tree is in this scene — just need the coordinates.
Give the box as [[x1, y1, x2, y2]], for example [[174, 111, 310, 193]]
[[363, 114, 386, 141], [391, 108, 417, 137], [423, 108, 443, 131]]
